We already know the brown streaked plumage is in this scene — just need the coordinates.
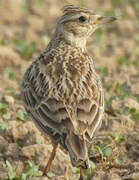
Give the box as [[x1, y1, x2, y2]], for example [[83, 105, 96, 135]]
[[21, 5, 116, 179]]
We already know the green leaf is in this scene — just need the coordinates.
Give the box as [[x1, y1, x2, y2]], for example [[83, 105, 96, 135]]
[[47, 172, 56, 178], [16, 109, 28, 121], [135, 94, 139, 102], [0, 39, 9, 46], [0, 120, 8, 130], [15, 39, 36, 59], [133, 112, 139, 121], [72, 167, 80, 174], [123, 106, 136, 117], [35, 138, 43, 144], [3, 113, 11, 120], [114, 82, 130, 100], [123, 106, 130, 115], [101, 66, 109, 76], [108, 133, 116, 140], [108, 133, 126, 144], [133, 58, 139, 67], [21, 173, 27, 180], [94, 145, 103, 156], [0, 102, 8, 114], [130, 107, 136, 114], [84, 161, 95, 180], [25, 160, 42, 178], [94, 143, 113, 158], [103, 146, 113, 157], [118, 56, 131, 65], [134, 2, 139, 11], [6, 160, 15, 180], [116, 134, 126, 144], [134, 34, 139, 43]]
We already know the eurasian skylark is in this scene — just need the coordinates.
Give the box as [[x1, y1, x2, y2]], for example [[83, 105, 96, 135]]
[[21, 5, 116, 179]]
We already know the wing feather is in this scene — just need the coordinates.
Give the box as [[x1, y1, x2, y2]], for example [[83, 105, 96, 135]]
[[21, 51, 104, 144]]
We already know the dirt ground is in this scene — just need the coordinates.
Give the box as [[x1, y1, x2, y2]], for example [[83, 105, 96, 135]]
[[0, 0, 139, 180]]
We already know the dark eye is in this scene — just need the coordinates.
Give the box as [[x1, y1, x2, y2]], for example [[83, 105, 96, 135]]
[[79, 16, 87, 23]]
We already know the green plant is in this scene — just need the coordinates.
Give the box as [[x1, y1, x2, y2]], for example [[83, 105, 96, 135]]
[[0, 120, 8, 130], [47, 172, 56, 178], [94, 143, 113, 158], [0, 102, 10, 130], [0, 39, 9, 46], [84, 161, 95, 180], [114, 82, 131, 100], [105, 95, 117, 115], [16, 109, 28, 121], [117, 56, 131, 65], [0, 102, 8, 114], [133, 2, 139, 11], [72, 161, 95, 180], [35, 138, 43, 144], [15, 39, 36, 59], [133, 58, 139, 68], [122, 106, 139, 121], [4, 160, 42, 180], [108, 133, 126, 145], [5, 161, 20, 180], [21, 160, 42, 179], [6, 161, 16, 180]]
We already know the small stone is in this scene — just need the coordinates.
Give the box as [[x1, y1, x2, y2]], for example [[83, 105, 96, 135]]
[[4, 143, 21, 159], [0, 136, 8, 152], [4, 95, 14, 105]]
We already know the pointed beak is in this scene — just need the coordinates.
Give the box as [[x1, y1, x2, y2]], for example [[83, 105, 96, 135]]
[[97, 16, 117, 24]]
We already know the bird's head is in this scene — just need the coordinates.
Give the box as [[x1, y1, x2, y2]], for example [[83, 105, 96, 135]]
[[56, 5, 116, 50]]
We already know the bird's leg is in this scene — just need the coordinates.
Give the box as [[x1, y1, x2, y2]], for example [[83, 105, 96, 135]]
[[79, 167, 84, 180], [43, 143, 58, 176]]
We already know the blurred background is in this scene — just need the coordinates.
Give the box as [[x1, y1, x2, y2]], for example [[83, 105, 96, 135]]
[[0, 0, 139, 180]]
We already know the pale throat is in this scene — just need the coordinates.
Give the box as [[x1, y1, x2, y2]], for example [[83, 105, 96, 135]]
[[64, 31, 87, 52], [57, 24, 87, 52]]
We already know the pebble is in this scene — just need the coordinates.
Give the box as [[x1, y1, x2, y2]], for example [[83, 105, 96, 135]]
[[4, 95, 14, 105]]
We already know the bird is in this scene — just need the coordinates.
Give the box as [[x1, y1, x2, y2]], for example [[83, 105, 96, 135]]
[[21, 5, 116, 180]]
